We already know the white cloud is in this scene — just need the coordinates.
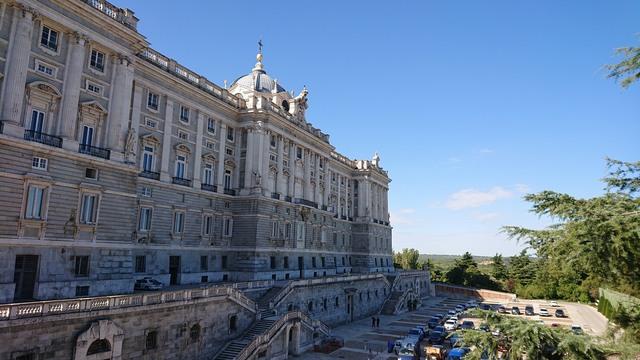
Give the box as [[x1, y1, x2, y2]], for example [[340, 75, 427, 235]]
[[389, 208, 416, 225], [479, 148, 495, 154], [445, 186, 513, 210], [472, 212, 500, 222]]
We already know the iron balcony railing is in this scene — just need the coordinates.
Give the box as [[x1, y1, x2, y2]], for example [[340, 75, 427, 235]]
[[172, 177, 191, 187], [293, 198, 318, 208], [79, 144, 111, 160], [271, 192, 280, 200], [201, 183, 217, 192], [139, 170, 160, 180], [223, 188, 236, 196], [24, 130, 62, 148], [284, 196, 292, 203]]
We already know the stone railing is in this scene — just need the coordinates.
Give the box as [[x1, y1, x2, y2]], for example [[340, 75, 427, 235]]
[[330, 152, 356, 168], [269, 273, 390, 309], [236, 311, 330, 360], [0, 285, 259, 321], [82, 0, 138, 30], [139, 48, 245, 109]]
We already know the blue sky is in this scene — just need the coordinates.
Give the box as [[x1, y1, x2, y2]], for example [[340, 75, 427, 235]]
[[117, 0, 639, 256]]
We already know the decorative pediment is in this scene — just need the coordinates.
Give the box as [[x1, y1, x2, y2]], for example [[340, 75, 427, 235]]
[[202, 152, 216, 162], [224, 158, 236, 168], [174, 142, 191, 154], [282, 169, 290, 177], [80, 100, 107, 113], [140, 133, 161, 145], [269, 164, 277, 173], [27, 81, 61, 97]]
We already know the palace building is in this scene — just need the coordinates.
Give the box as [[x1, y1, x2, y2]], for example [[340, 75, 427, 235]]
[[0, 1, 429, 359]]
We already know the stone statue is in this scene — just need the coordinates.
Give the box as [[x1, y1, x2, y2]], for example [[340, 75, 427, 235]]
[[293, 86, 309, 120], [124, 128, 136, 157], [253, 171, 262, 186]]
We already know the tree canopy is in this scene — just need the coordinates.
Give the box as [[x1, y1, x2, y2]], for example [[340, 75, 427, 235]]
[[607, 42, 640, 88]]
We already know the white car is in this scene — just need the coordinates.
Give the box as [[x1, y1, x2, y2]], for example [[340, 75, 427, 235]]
[[539, 308, 550, 317], [444, 319, 458, 331], [550, 301, 559, 307], [449, 315, 459, 322]]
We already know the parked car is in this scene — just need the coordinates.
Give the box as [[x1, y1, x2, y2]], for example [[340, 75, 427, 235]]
[[550, 300, 559, 307], [539, 308, 550, 317], [429, 329, 446, 345], [525, 305, 535, 316], [428, 317, 441, 329], [497, 305, 507, 314], [511, 306, 521, 315], [480, 303, 491, 310], [408, 327, 425, 341], [444, 319, 458, 331], [555, 309, 566, 318], [449, 315, 459, 322], [571, 325, 584, 335], [448, 310, 458, 316], [134, 277, 163, 291], [455, 304, 465, 312], [446, 347, 470, 360], [478, 324, 490, 332], [460, 321, 475, 330], [398, 347, 419, 360], [447, 333, 462, 347]]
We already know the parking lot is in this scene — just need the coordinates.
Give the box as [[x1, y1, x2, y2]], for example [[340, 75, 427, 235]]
[[298, 296, 608, 360]]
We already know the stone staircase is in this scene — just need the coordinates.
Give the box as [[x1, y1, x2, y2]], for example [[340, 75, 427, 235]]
[[214, 318, 276, 360], [381, 291, 404, 315], [256, 285, 283, 319]]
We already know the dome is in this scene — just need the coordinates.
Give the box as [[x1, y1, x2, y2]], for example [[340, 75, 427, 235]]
[[230, 70, 286, 94]]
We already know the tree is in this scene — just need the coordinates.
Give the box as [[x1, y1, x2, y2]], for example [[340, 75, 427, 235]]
[[491, 253, 508, 280], [393, 248, 420, 270], [607, 41, 640, 88]]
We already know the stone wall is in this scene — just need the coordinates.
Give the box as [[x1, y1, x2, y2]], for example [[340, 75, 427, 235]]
[[434, 283, 516, 302]]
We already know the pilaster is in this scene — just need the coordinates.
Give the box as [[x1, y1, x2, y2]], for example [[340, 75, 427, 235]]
[[59, 32, 87, 143], [126, 83, 143, 164], [243, 127, 254, 192], [216, 124, 227, 193], [160, 98, 174, 182], [107, 55, 134, 159], [192, 112, 205, 188], [275, 135, 284, 195]]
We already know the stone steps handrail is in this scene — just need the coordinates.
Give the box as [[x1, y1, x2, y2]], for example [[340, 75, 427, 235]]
[[269, 273, 390, 309], [235, 311, 330, 360], [0, 285, 257, 321]]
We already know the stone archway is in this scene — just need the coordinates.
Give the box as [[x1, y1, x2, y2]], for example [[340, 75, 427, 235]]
[[74, 319, 124, 360]]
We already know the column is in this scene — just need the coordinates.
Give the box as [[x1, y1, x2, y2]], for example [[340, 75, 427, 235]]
[[260, 130, 270, 193], [216, 124, 227, 193], [351, 182, 356, 219], [160, 99, 174, 182], [276, 135, 284, 195], [107, 55, 134, 154], [244, 128, 254, 190], [344, 178, 349, 218], [324, 165, 330, 209], [357, 179, 365, 219], [0, 6, 34, 132], [192, 112, 205, 188], [126, 83, 143, 163], [287, 141, 295, 197], [336, 174, 341, 216], [59, 33, 86, 142], [314, 155, 320, 204], [303, 150, 311, 200]]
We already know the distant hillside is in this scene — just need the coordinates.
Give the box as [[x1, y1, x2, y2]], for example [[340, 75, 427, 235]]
[[419, 253, 510, 270]]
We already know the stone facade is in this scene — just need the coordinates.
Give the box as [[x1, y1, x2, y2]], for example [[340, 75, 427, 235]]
[[0, 0, 393, 304]]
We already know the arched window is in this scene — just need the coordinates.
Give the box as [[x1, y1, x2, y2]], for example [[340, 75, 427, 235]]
[[281, 100, 290, 112], [307, 300, 313, 312], [87, 339, 111, 355], [190, 324, 201, 341], [229, 315, 237, 332]]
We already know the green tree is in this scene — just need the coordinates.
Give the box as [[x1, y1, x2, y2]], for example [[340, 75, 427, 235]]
[[491, 253, 508, 280], [393, 248, 420, 270], [607, 40, 640, 88]]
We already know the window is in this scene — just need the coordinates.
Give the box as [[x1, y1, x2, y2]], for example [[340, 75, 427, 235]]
[[270, 256, 276, 269], [221, 256, 228, 269], [229, 315, 237, 332], [207, 118, 216, 133], [85, 168, 98, 179], [147, 92, 159, 110], [25, 185, 45, 219], [319, 158, 324, 169], [86, 82, 102, 95], [142, 146, 154, 172], [178, 130, 189, 141], [87, 339, 110, 355], [321, 257, 326, 267], [40, 25, 59, 51], [29, 110, 45, 133], [224, 169, 232, 190], [175, 155, 186, 178], [203, 214, 213, 236], [285, 223, 292, 239], [141, 186, 152, 197], [74, 256, 90, 277], [225, 147, 234, 156], [80, 193, 98, 225], [89, 49, 105, 72], [312, 257, 316, 268], [270, 135, 277, 148], [269, 154, 277, 162], [75, 286, 89, 297], [283, 159, 289, 167], [145, 330, 158, 350], [135, 255, 146, 273], [335, 297, 339, 307], [173, 212, 185, 234], [296, 147, 302, 159], [206, 141, 215, 150], [223, 217, 233, 237], [190, 324, 201, 342], [179, 105, 189, 122], [271, 221, 279, 238], [226, 127, 234, 142], [145, 118, 157, 128], [284, 256, 289, 269], [81, 125, 94, 146], [296, 222, 305, 241], [200, 256, 208, 271], [32, 157, 47, 170], [35, 60, 56, 77], [138, 207, 152, 231]]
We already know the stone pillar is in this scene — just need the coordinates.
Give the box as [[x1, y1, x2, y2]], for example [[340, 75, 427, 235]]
[[59, 33, 86, 143], [160, 99, 174, 182], [0, 6, 35, 133], [107, 55, 134, 155], [260, 130, 270, 194], [193, 112, 205, 188], [303, 150, 311, 200], [344, 178, 349, 218], [216, 124, 227, 193], [276, 135, 284, 195], [351, 181, 356, 218], [314, 155, 320, 203], [244, 128, 254, 190], [287, 141, 295, 197], [126, 83, 143, 163], [336, 174, 341, 216]]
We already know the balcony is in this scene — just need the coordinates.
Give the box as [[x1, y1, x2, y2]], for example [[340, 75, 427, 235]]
[[24, 130, 62, 148], [223, 188, 236, 196], [341, 215, 347, 221], [321, 205, 328, 211], [284, 196, 292, 203], [348, 217, 354, 222], [79, 144, 111, 160], [201, 183, 217, 192], [139, 170, 160, 180], [271, 192, 280, 200], [172, 177, 192, 187], [293, 198, 318, 208]]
